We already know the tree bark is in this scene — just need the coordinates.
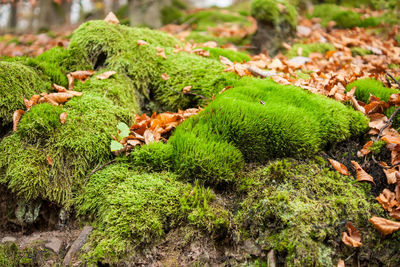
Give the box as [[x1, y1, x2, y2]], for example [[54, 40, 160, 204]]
[[128, 0, 171, 28], [8, 3, 18, 32]]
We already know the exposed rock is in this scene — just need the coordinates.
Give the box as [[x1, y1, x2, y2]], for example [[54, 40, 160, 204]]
[[243, 239, 261, 256], [45, 237, 63, 254], [1, 236, 17, 243]]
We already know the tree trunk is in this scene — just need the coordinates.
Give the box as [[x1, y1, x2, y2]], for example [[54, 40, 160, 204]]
[[128, 0, 171, 28], [8, 3, 18, 32]]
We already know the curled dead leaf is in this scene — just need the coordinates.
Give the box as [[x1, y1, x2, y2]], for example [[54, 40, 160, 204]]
[[60, 112, 67, 125], [369, 216, 400, 235], [96, 71, 116, 80], [161, 73, 170, 80], [328, 158, 350, 175], [357, 140, 373, 157], [24, 94, 40, 111], [46, 155, 53, 166], [383, 167, 399, 184], [67, 73, 74, 90], [12, 109, 25, 131], [183, 86, 192, 93], [351, 161, 376, 185], [104, 12, 120, 25], [156, 47, 167, 59], [376, 189, 398, 211], [70, 70, 94, 82], [368, 113, 387, 131], [337, 259, 345, 267], [341, 222, 362, 247], [52, 83, 67, 92], [137, 40, 148, 46]]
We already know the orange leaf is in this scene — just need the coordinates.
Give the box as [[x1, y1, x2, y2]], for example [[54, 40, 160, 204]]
[[351, 161, 376, 185], [341, 222, 362, 247], [70, 70, 94, 82], [368, 113, 387, 131], [389, 93, 400, 105], [60, 112, 67, 125], [12, 109, 25, 131], [156, 47, 167, 59], [24, 94, 40, 111], [328, 159, 350, 175], [104, 12, 120, 25], [137, 40, 148, 46], [46, 155, 53, 166], [337, 259, 345, 267], [161, 73, 170, 80], [376, 189, 397, 211], [382, 135, 400, 145], [96, 71, 116, 80], [183, 86, 192, 93], [52, 83, 67, 92], [369, 216, 400, 235], [383, 167, 399, 184], [389, 208, 400, 220], [357, 140, 373, 157], [67, 73, 74, 90]]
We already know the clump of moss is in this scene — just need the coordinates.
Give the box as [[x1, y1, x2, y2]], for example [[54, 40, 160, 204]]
[[235, 159, 385, 266], [17, 103, 64, 143], [0, 242, 55, 266], [0, 61, 49, 127], [201, 47, 250, 62], [369, 140, 386, 154], [333, 10, 363, 28], [286, 43, 335, 58], [128, 142, 174, 172], [351, 46, 373, 56], [251, 0, 298, 29], [160, 0, 187, 25], [76, 164, 190, 263], [346, 78, 399, 103]]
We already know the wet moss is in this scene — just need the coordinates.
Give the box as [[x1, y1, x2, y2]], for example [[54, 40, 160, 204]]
[[0, 61, 49, 126], [235, 159, 385, 266], [286, 43, 335, 58], [251, 0, 297, 28], [346, 78, 399, 103]]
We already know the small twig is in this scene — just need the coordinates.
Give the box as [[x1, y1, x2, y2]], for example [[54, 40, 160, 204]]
[[376, 105, 400, 141], [386, 72, 400, 88], [86, 159, 116, 180], [345, 251, 356, 262]]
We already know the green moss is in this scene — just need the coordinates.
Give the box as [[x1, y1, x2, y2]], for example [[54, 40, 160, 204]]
[[17, 103, 64, 143], [286, 43, 335, 58], [160, 0, 187, 25], [251, 0, 298, 28], [235, 159, 385, 266], [0, 61, 49, 126], [76, 164, 190, 263], [0, 242, 55, 266], [128, 142, 174, 172], [351, 46, 372, 56], [333, 10, 363, 28], [369, 140, 386, 154], [346, 78, 399, 103], [201, 47, 251, 62]]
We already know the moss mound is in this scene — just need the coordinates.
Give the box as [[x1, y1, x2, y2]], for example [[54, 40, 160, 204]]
[[346, 78, 399, 103], [235, 159, 386, 266], [286, 43, 335, 58], [251, 0, 297, 28], [0, 61, 48, 127]]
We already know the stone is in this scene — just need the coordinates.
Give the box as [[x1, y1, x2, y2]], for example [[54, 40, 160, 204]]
[[1, 236, 17, 243], [45, 237, 63, 254], [243, 239, 261, 256]]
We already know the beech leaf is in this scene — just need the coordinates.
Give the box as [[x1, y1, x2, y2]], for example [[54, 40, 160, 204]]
[[96, 71, 116, 80], [351, 161, 376, 185], [60, 112, 67, 125], [328, 159, 350, 175], [341, 222, 362, 247], [369, 216, 400, 235], [12, 109, 25, 131], [104, 12, 120, 25]]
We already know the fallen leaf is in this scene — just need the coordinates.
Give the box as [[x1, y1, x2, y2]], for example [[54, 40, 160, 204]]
[[60, 112, 67, 124], [12, 109, 25, 131], [382, 135, 400, 145], [368, 113, 387, 131], [70, 70, 94, 82], [96, 71, 116, 80], [46, 155, 53, 166], [144, 129, 155, 144], [337, 259, 345, 267], [183, 86, 192, 93], [351, 161, 376, 185], [341, 222, 362, 247], [369, 216, 400, 235], [156, 47, 167, 59], [137, 40, 148, 46], [161, 73, 170, 80], [67, 73, 74, 90], [104, 12, 120, 25], [357, 140, 373, 157], [52, 83, 67, 92], [376, 189, 398, 211], [350, 96, 365, 114], [24, 94, 40, 111], [328, 159, 350, 175], [383, 167, 399, 184]]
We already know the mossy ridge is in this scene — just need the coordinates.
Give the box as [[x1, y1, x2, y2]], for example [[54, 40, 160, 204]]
[[235, 159, 387, 266], [0, 61, 49, 127], [77, 163, 229, 264], [346, 78, 399, 103], [201, 47, 251, 63], [286, 43, 335, 58], [0, 92, 132, 206]]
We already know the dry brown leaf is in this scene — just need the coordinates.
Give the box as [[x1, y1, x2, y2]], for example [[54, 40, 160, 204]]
[[328, 158, 350, 175], [341, 222, 362, 247], [67, 73, 74, 90], [143, 129, 155, 144], [60, 112, 67, 125], [376, 189, 398, 211], [368, 113, 387, 131], [156, 47, 167, 59], [389, 93, 400, 105], [12, 109, 25, 131], [369, 216, 400, 235], [46, 155, 53, 166], [382, 135, 400, 145], [161, 73, 170, 80], [351, 161, 376, 185], [96, 71, 116, 80], [337, 259, 345, 267], [52, 83, 67, 92], [24, 94, 40, 111], [183, 86, 192, 93], [70, 70, 94, 82], [389, 209, 400, 220], [350, 96, 365, 114], [383, 168, 399, 184], [104, 12, 120, 25], [137, 40, 148, 46], [357, 140, 373, 157]]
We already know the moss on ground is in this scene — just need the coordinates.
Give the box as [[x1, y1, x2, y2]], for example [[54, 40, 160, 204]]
[[351, 46, 372, 56], [202, 47, 250, 62], [0, 242, 55, 266], [346, 78, 399, 103], [251, 0, 297, 29], [235, 159, 389, 266], [77, 163, 229, 264], [0, 61, 49, 127], [286, 43, 335, 58]]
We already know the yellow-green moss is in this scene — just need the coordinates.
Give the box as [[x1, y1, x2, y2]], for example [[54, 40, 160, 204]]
[[235, 159, 385, 266], [286, 43, 335, 58], [346, 78, 399, 103], [251, 0, 298, 28]]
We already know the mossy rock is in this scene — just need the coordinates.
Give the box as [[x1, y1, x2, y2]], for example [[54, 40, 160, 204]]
[[251, 0, 297, 28], [286, 43, 335, 58], [0, 242, 57, 266], [346, 78, 399, 103], [77, 163, 229, 264], [0, 61, 49, 127], [235, 159, 398, 266]]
